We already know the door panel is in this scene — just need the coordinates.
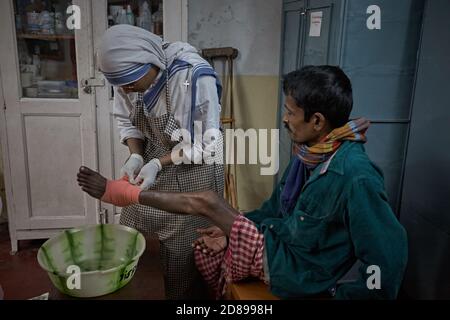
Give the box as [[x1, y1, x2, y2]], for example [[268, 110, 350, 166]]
[[364, 123, 409, 213], [0, 0, 98, 229], [278, 0, 306, 177], [277, 0, 343, 181], [303, 6, 332, 65], [342, 0, 425, 120]]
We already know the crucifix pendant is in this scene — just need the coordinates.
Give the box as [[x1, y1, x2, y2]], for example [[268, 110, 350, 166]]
[[183, 80, 190, 89]]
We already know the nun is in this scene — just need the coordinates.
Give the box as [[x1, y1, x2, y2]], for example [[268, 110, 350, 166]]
[[97, 25, 224, 299]]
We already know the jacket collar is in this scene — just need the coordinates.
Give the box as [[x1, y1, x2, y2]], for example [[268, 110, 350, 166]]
[[301, 141, 359, 191]]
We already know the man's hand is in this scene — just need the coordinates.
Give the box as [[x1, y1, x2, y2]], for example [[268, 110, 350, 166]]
[[135, 158, 162, 190], [193, 226, 227, 256], [120, 153, 144, 184]]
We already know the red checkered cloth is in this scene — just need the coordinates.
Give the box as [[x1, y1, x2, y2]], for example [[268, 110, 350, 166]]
[[194, 214, 265, 298]]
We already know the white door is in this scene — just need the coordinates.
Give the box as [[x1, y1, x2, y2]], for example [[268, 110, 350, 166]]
[[0, 0, 98, 236], [91, 0, 187, 224]]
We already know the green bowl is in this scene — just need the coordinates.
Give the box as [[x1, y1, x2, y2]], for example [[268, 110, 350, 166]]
[[37, 224, 146, 298]]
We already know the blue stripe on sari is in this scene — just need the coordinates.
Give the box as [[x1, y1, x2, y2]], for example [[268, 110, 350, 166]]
[[104, 64, 152, 86], [143, 59, 191, 112], [190, 65, 222, 139]]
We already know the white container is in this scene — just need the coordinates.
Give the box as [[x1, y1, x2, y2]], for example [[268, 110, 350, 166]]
[[24, 86, 38, 98], [37, 80, 66, 94], [139, 1, 152, 31], [27, 12, 41, 33], [109, 5, 123, 24], [21, 72, 33, 87], [55, 12, 65, 33], [39, 10, 55, 34]]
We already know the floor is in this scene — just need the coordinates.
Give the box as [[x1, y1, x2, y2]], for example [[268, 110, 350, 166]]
[[0, 222, 53, 299]]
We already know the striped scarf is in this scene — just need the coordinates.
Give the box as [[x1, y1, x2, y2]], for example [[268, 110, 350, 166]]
[[280, 118, 370, 216], [294, 117, 370, 169]]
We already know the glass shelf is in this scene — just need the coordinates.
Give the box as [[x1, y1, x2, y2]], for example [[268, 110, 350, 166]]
[[17, 33, 75, 41]]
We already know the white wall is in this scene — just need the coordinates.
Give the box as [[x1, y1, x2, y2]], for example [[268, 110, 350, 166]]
[[188, 0, 283, 210], [188, 0, 282, 76]]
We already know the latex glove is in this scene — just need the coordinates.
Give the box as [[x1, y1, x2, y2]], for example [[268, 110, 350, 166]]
[[120, 153, 144, 184], [135, 158, 162, 190]]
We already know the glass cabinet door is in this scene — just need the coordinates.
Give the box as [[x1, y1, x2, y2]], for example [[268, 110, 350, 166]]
[[107, 0, 163, 35], [14, 0, 78, 98]]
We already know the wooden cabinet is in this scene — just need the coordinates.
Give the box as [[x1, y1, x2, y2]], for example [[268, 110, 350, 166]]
[[0, 0, 187, 253]]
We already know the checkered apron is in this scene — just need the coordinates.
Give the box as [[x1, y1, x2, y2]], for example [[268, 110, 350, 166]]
[[120, 88, 224, 299]]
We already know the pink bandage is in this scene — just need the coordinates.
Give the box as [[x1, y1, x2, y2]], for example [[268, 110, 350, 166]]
[[101, 177, 141, 207]]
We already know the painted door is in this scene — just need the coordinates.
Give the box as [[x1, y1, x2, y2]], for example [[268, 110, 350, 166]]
[[91, 0, 187, 223], [0, 0, 98, 242]]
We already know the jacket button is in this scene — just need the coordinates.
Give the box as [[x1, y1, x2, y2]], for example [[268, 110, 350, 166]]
[[269, 224, 274, 229], [300, 216, 305, 221]]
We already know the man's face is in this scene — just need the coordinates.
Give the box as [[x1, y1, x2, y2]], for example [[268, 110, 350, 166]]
[[282, 95, 320, 146], [121, 66, 160, 93]]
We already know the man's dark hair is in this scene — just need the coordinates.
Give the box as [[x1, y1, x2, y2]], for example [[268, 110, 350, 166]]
[[283, 65, 353, 128]]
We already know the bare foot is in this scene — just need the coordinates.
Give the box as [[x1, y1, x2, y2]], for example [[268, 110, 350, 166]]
[[77, 166, 107, 200]]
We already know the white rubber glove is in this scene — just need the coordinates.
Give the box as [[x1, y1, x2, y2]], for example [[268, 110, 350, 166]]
[[135, 158, 162, 190], [120, 153, 144, 184]]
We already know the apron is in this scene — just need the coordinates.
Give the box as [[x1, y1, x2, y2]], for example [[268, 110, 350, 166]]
[[120, 69, 224, 299]]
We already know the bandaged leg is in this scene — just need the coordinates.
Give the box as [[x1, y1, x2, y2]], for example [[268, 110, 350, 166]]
[[101, 177, 142, 207]]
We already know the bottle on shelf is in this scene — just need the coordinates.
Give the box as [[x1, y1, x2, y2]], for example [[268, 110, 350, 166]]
[[126, 5, 135, 26], [108, 14, 114, 27], [139, 1, 152, 32], [117, 8, 128, 25], [25, 0, 41, 34], [39, 1, 55, 35], [54, 2, 66, 34], [152, 1, 163, 35]]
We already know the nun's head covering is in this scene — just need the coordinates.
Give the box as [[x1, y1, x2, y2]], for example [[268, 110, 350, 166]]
[[98, 25, 202, 86]]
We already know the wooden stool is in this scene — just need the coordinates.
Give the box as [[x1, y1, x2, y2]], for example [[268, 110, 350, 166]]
[[226, 279, 279, 300]]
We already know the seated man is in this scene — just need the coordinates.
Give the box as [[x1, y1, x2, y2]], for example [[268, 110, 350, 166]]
[[78, 66, 408, 299]]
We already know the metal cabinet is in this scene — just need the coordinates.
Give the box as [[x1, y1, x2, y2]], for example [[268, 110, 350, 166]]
[[278, 0, 425, 214]]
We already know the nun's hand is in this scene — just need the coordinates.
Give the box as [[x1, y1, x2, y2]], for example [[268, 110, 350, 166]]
[[135, 158, 162, 190], [120, 153, 144, 184]]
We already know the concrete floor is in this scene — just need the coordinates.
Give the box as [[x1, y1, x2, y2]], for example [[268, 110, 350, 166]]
[[0, 223, 52, 299]]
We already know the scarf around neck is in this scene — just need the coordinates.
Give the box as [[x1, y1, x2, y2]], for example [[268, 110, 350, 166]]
[[280, 118, 370, 216]]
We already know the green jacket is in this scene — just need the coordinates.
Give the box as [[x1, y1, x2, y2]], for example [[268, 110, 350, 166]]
[[245, 141, 408, 299]]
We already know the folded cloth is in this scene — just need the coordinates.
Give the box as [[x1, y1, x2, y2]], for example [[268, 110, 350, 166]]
[[195, 215, 265, 298]]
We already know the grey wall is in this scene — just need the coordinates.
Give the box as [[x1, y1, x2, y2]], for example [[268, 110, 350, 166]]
[[188, 0, 282, 76], [187, 0, 283, 210], [400, 0, 450, 299]]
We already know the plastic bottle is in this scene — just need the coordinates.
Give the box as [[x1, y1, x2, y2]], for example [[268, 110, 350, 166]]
[[54, 2, 65, 34], [126, 5, 135, 26], [39, 2, 54, 34], [26, 0, 41, 33], [152, 1, 163, 35], [139, 1, 152, 31], [118, 8, 128, 25], [108, 14, 114, 27]]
